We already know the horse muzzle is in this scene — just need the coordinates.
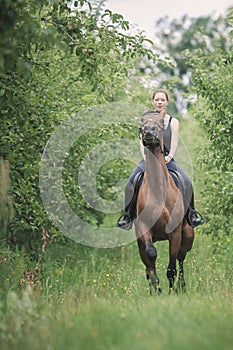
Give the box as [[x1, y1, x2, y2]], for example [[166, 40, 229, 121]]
[[142, 132, 160, 148]]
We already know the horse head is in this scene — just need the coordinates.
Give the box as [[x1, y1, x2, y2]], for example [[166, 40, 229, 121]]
[[140, 110, 165, 150]]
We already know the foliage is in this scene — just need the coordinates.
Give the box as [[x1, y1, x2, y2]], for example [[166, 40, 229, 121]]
[[1, 4, 233, 348], [0, 0, 162, 251], [144, 14, 231, 116], [154, 14, 230, 76], [184, 7, 233, 245]]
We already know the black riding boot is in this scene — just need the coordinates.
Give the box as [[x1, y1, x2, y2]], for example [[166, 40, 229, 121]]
[[116, 184, 134, 230], [187, 193, 205, 228]]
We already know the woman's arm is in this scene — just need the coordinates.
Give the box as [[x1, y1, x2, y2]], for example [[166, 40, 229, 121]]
[[165, 117, 179, 163], [139, 133, 146, 160]]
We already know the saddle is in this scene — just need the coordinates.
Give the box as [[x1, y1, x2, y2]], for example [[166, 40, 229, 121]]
[[168, 169, 186, 198], [128, 171, 144, 221], [128, 169, 186, 221]]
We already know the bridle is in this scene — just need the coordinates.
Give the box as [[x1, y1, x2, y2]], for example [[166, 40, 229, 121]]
[[139, 113, 164, 153]]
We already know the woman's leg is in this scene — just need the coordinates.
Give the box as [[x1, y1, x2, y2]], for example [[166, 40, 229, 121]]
[[166, 159, 193, 214], [116, 160, 145, 230], [166, 159, 204, 227]]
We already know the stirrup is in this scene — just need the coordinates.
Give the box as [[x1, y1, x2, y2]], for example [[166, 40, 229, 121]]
[[188, 209, 205, 228], [116, 213, 132, 231]]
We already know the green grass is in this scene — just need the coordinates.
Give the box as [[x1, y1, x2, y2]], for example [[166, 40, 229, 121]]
[[51, 294, 233, 350], [0, 233, 232, 350]]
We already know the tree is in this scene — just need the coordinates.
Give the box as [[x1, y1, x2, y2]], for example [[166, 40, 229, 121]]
[[0, 0, 162, 251], [185, 7, 233, 250], [138, 14, 231, 116]]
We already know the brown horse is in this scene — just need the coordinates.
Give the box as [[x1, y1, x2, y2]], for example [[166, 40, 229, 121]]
[[135, 110, 194, 294]]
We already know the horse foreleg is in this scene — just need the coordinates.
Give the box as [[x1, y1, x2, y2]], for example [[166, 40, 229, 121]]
[[176, 224, 194, 293], [176, 260, 186, 292], [167, 267, 177, 293], [167, 230, 181, 293], [138, 239, 162, 295], [146, 241, 162, 295]]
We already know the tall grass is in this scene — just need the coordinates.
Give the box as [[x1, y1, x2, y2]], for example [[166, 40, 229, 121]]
[[0, 234, 232, 350]]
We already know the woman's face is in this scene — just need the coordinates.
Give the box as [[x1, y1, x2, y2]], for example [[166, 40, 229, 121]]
[[152, 92, 168, 112]]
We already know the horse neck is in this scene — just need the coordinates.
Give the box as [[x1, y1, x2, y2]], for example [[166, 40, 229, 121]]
[[144, 148, 170, 199]]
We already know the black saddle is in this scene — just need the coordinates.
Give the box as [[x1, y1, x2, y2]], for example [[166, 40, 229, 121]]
[[168, 169, 186, 198], [127, 169, 186, 221], [128, 171, 144, 221]]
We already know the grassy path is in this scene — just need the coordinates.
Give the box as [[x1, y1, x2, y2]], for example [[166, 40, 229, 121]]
[[1, 234, 232, 350]]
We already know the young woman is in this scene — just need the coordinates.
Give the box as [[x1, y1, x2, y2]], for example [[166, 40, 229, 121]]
[[116, 89, 204, 230]]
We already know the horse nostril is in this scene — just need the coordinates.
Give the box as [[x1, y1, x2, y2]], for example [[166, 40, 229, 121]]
[[145, 129, 152, 136]]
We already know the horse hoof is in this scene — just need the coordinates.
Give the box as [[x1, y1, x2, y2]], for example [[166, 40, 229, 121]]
[[150, 285, 162, 296], [176, 286, 186, 294]]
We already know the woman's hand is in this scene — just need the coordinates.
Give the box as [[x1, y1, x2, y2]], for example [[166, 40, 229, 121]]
[[165, 155, 172, 163]]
